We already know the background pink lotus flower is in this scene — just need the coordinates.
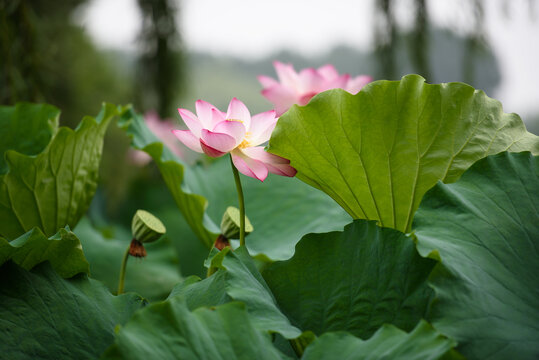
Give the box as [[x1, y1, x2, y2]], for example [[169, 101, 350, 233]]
[[172, 98, 296, 182], [129, 111, 191, 166], [258, 61, 373, 116]]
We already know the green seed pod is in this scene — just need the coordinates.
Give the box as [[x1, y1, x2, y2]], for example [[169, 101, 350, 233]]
[[220, 206, 253, 239], [131, 209, 166, 243]]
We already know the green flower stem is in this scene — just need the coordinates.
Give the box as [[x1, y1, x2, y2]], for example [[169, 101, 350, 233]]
[[230, 155, 246, 247], [117, 246, 130, 295]]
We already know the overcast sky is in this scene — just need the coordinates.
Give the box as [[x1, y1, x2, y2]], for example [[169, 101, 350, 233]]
[[76, 0, 539, 121]]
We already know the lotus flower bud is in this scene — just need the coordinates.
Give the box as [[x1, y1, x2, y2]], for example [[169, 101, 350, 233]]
[[220, 206, 253, 240], [131, 209, 166, 244]]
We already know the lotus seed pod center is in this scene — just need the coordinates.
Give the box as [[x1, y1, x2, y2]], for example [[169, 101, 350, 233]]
[[131, 209, 166, 243]]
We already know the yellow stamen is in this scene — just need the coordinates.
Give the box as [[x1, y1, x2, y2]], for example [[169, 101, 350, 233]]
[[238, 132, 252, 149]]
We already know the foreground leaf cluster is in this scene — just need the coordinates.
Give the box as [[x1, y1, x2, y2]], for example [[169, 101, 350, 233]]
[[0, 75, 538, 359], [0, 102, 121, 239]]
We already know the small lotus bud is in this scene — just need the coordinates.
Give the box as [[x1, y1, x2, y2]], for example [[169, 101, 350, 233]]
[[220, 206, 253, 239], [128, 239, 147, 258], [214, 234, 230, 251], [131, 209, 166, 244]]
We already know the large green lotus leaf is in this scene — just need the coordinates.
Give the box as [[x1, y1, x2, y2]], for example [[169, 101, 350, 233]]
[[263, 220, 436, 339], [169, 246, 301, 339], [118, 108, 350, 260], [0, 261, 145, 360], [102, 300, 285, 360], [268, 74, 539, 232], [413, 151, 539, 360], [0, 103, 121, 240], [74, 217, 182, 301], [0, 102, 59, 174], [302, 320, 458, 360], [0, 226, 89, 278]]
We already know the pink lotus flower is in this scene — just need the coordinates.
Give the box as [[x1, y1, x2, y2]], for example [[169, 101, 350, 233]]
[[259, 61, 373, 116], [172, 98, 296, 182], [129, 111, 192, 166]]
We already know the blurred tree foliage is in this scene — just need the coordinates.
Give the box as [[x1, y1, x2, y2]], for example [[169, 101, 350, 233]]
[[409, 0, 431, 81], [374, 0, 397, 80], [1, 0, 505, 122], [462, 0, 486, 84], [0, 0, 134, 126], [374, 0, 492, 85], [136, 0, 184, 118], [0, 0, 184, 124], [0, 0, 187, 231]]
